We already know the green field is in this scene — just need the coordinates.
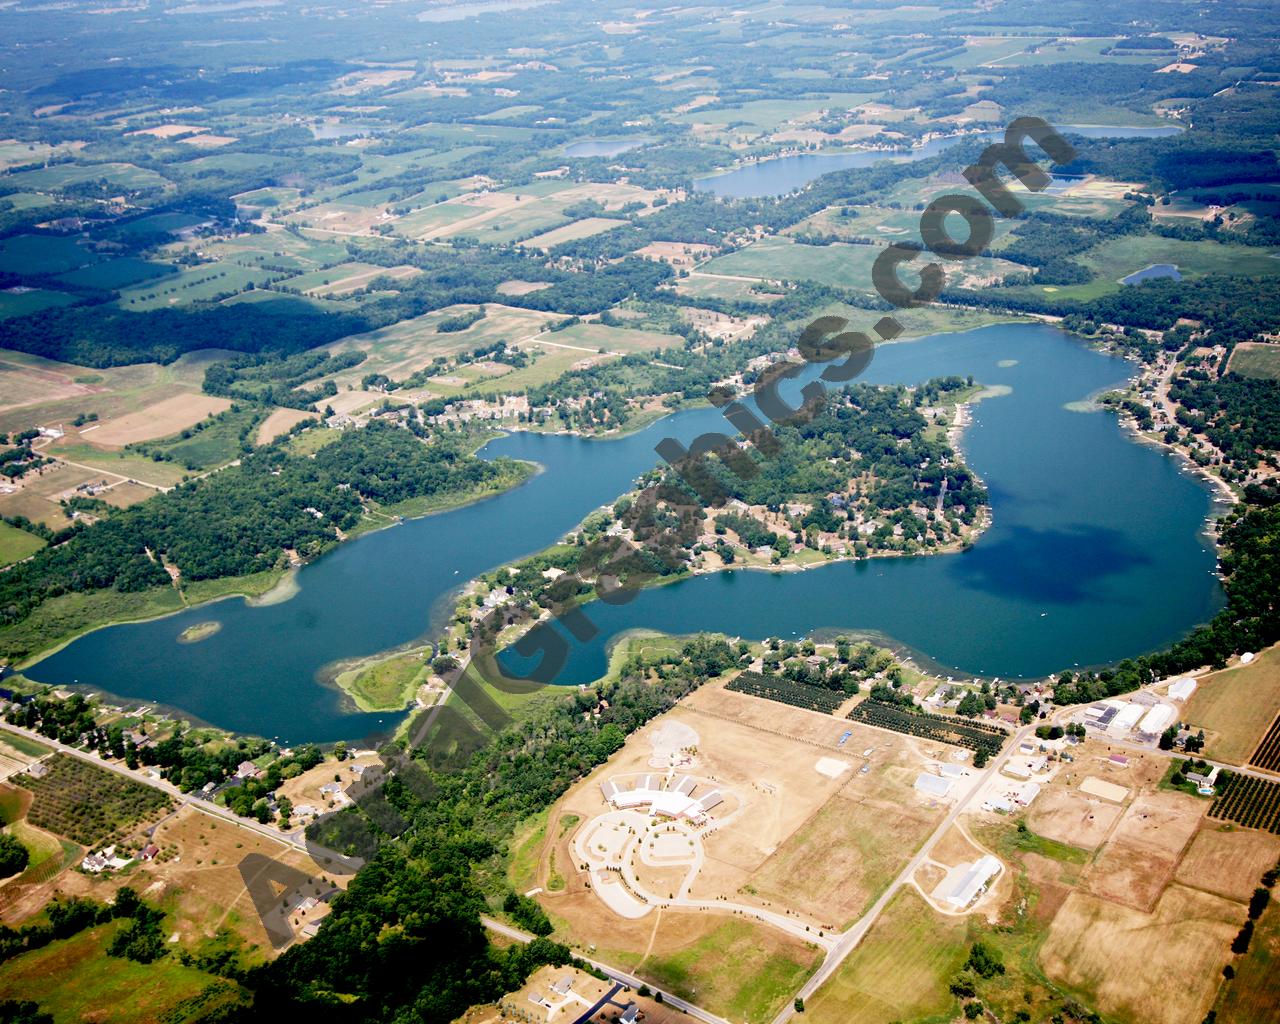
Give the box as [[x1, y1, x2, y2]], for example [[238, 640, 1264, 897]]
[[4, 161, 168, 193], [640, 919, 823, 1024], [703, 236, 1021, 292], [55, 257, 175, 291], [1229, 343, 1280, 380], [43, 443, 189, 488], [806, 890, 968, 1024], [130, 406, 265, 471], [0, 921, 246, 1024], [116, 263, 279, 309], [0, 234, 97, 275], [0, 522, 44, 566], [676, 91, 880, 131], [0, 288, 77, 319]]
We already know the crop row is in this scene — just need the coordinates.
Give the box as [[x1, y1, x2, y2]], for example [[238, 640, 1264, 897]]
[[1248, 714, 1280, 773], [847, 701, 1008, 755], [726, 671, 847, 714], [1209, 772, 1280, 835]]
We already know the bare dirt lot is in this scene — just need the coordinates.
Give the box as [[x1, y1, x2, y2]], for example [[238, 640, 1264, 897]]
[[1026, 784, 1123, 851], [1081, 791, 1205, 912], [55, 806, 348, 952], [89, 393, 233, 447], [256, 408, 316, 445]]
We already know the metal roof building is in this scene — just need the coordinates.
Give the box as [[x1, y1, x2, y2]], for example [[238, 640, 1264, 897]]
[[945, 855, 1001, 908]]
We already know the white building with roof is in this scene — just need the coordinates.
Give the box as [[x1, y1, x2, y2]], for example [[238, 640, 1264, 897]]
[[1167, 678, 1198, 702], [914, 773, 953, 798], [945, 855, 1001, 908], [1109, 703, 1145, 736], [1138, 703, 1177, 740]]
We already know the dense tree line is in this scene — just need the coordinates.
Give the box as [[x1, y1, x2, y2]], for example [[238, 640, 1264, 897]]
[[0, 423, 521, 647]]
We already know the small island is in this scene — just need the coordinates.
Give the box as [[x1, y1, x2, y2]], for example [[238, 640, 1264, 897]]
[[177, 621, 222, 644]]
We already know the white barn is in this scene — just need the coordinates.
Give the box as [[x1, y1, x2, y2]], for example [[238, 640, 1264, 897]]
[[945, 855, 1001, 908]]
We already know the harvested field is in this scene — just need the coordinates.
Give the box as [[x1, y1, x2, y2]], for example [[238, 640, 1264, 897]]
[[89, 393, 233, 447], [634, 240, 717, 267], [1185, 646, 1280, 765], [1175, 826, 1280, 902], [0, 351, 103, 415], [256, 408, 317, 445], [524, 216, 626, 250], [1041, 886, 1244, 1024]]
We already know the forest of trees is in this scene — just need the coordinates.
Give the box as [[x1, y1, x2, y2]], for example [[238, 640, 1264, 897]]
[[0, 423, 523, 649]]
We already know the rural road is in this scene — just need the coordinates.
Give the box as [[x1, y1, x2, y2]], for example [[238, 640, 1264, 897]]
[[480, 914, 732, 1024]]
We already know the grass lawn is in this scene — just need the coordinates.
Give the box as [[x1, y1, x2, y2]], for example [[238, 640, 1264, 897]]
[[1184, 646, 1280, 765], [337, 651, 427, 712], [0, 921, 245, 1024], [640, 918, 822, 1024], [806, 890, 968, 1024], [1229, 342, 1280, 380], [0, 522, 44, 566]]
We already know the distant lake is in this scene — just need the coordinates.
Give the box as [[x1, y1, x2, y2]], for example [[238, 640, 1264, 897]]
[[564, 136, 656, 158], [694, 124, 1184, 199], [417, 0, 546, 20], [1122, 263, 1182, 286], [26, 323, 1223, 745]]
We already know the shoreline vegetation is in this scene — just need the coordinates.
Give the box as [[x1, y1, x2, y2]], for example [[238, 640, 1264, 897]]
[[2, 451, 539, 671]]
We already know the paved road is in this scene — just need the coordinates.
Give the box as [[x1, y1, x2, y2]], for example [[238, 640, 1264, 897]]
[[481, 915, 731, 1024]]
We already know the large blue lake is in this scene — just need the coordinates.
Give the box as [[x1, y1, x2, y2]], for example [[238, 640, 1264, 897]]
[[26, 323, 1223, 743], [693, 124, 1183, 198]]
